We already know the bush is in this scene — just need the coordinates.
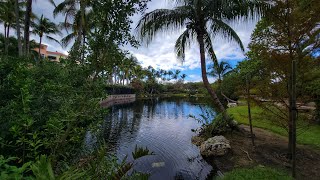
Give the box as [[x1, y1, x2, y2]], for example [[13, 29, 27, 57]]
[[195, 112, 237, 138], [0, 56, 106, 169], [209, 113, 238, 136], [105, 85, 135, 95]]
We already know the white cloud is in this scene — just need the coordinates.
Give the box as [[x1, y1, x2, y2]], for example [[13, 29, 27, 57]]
[[4, 0, 258, 82], [126, 1, 258, 72]]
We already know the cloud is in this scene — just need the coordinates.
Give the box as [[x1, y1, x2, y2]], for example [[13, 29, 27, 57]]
[[4, 0, 257, 82], [126, 1, 258, 73]]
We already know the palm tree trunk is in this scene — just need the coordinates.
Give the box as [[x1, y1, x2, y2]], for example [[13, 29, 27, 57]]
[[6, 26, 10, 54], [126, 73, 129, 85], [15, 0, 22, 56], [197, 34, 225, 113], [4, 24, 8, 55], [23, 0, 32, 55], [38, 36, 42, 60]]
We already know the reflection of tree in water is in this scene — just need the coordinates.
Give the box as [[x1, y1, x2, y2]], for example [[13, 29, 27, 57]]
[[91, 98, 214, 179], [103, 102, 145, 150], [102, 97, 214, 151], [143, 98, 157, 119]]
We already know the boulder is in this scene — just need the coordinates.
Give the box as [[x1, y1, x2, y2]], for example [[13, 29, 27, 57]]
[[200, 136, 231, 157]]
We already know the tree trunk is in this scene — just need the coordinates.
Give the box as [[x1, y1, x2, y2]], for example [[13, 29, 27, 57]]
[[4, 25, 8, 55], [291, 60, 297, 178], [23, 0, 32, 55], [246, 76, 255, 147], [6, 26, 10, 54], [197, 34, 226, 113], [288, 79, 293, 159], [15, 0, 22, 56], [126, 73, 129, 85], [38, 36, 42, 60]]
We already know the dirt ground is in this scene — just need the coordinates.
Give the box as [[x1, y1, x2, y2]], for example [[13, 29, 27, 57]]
[[203, 125, 320, 180]]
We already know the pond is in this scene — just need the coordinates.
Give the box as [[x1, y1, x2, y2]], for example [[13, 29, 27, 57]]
[[85, 97, 216, 179]]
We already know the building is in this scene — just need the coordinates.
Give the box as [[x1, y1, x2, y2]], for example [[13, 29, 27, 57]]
[[33, 44, 68, 62]]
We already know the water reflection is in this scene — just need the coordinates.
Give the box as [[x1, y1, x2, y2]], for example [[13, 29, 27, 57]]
[[88, 97, 215, 180]]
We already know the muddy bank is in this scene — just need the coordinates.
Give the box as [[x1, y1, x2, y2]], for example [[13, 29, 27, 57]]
[[196, 125, 320, 180]]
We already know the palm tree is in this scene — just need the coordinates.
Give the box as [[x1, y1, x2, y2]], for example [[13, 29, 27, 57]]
[[23, 0, 32, 55], [53, 0, 92, 47], [167, 70, 173, 81], [173, 69, 181, 80], [31, 15, 61, 59], [14, 0, 22, 56], [0, 0, 16, 54], [180, 73, 187, 82], [208, 60, 237, 104], [208, 61, 232, 83], [136, 0, 267, 113]]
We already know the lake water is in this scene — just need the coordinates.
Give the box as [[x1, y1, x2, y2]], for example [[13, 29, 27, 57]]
[[86, 97, 216, 179]]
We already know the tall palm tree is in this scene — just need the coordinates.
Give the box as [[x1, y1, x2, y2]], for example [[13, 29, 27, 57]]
[[23, 0, 32, 55], [53, 0, 92, 47], [173, 69, 181, 80], [208, 61, 232, 83], [180, 73, 187, 82], [208, 60, 237, 104], [136, 0, 267, 113], [0, 0, 16, 54], [14, 0, 22, 56], [31, 14, 61, 59]]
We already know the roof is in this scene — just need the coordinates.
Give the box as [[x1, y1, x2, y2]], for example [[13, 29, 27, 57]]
[[47, 51, 68, 57]]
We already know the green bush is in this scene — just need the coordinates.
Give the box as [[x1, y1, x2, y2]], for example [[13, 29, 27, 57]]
[[210, 114, 237, 136], [0, 156, 31, 180], [0, 56, 106, 169]]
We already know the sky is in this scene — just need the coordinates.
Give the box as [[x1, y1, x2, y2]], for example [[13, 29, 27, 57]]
[[16, 0, 258, 83]]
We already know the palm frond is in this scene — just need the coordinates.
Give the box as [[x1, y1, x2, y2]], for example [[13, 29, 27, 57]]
[[174, 28, 195, 62], [53, 0, 76, 17], [48, 0, 56, 7], [46, 35, 62, 46], [208, 18, 245, 51], [203, 31, 219, 65], [135, 6, 191, 45], [61, 33, 76, 47], [204, 0, 270, 20]]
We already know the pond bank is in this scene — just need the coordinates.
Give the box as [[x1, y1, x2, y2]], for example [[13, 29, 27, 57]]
[[201, 125, 320, 179]]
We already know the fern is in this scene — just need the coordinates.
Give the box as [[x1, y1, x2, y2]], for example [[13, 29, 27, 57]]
[[132, 145, 155, 160]]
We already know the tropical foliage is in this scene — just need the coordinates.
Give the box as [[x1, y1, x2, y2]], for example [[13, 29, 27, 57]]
[[136, 0, 268, 113], [0, 0, 319, 179]]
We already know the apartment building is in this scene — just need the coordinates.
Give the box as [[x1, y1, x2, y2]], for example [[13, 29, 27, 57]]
[[33, 44, 68, 62]]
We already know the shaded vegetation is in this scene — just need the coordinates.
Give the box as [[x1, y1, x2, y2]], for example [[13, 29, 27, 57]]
[[217, 166, 292, 180]]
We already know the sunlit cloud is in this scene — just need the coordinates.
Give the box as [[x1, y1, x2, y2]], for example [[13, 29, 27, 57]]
[[5, 0, 257, 82]]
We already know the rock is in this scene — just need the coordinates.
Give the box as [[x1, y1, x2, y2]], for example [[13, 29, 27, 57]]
[[227, 103, 237, 107], [191, 136, 205, 146], [200, 136, 231, 157]]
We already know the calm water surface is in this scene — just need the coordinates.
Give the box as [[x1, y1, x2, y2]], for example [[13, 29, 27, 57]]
[[86, 98, 215, 180]]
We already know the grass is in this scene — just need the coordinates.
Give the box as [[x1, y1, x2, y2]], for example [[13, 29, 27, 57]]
[[217, 166, 292, 180], [227, 105, 320, 148]]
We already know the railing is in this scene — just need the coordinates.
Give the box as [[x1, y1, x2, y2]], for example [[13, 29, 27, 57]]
[[100, 94, 136, 108]]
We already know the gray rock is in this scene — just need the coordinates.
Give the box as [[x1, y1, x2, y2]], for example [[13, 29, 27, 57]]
[[200, 136, 231, 157]]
